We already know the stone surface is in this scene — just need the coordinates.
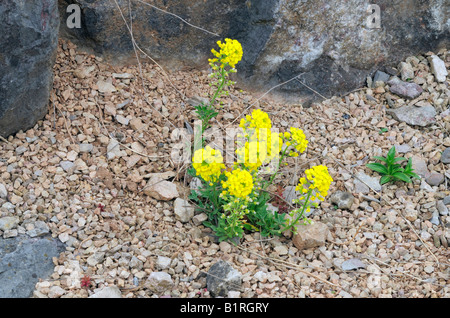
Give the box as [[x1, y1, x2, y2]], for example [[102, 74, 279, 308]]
[[144, 177, 179, 201], [329, 191, 354, 210], [425, 172, 445, 186], [292, 221, 329, 250], [0, 235, 65, 298], [372, 70, 391, 86], [0, 0, 59, 137], [89, 286, 122, 298], [0, 216, 20, 232], [146, 272, 174, 294], [386, 105, 436, 127], [388, 79, 423, 100], [399, 62, 415, 81], [441, 148, 450, 164], [354, 172, 382, 193], [57, 0, 448, 105], [173, 198, 195, 223], [341, 258, 366, 271], [206, 260, 242, 297]]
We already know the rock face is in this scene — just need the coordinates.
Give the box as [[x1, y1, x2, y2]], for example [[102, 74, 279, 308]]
[[57, 0, 448, 105], [0, 235, 65, 298], [0, 1, 59, 137]]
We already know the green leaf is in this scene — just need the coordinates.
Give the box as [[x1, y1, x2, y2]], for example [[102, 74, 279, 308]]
[[380, 175, 393, 185], [404, 171, 420, 180], [366, 163, 388, 175], [386, 146, 397, 163], [393, 157, 406, 163], [392, 172, 412, 183], [373, 156, 388, 163]]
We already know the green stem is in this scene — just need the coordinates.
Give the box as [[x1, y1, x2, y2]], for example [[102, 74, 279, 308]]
[[263, 144, 290, 190], [280, 188, 313, 233], [209, 66, 227, 108]]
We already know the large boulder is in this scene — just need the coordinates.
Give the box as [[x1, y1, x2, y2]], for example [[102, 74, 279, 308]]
[[0, 1, 59, 137], [58, 0, 448, 105]]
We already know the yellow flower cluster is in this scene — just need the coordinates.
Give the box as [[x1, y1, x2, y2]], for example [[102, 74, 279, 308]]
[[296, 165, 333, 201], [283, 127, 308, 157], [209, 38, 243, 69], [222, 168, 254, 198], [192, 146, 225, 182], [239, 109, 272, 132], [236, 109, 282, 170]]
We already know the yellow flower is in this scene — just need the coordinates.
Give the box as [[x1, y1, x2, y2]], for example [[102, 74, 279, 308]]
[[222, 168, 254, 198], [210, 38, 243, 69], [239, 109, 272, 133], [289, 127, 308, 154], [192, 146, 225, 182], [295, 165, 333, 201]]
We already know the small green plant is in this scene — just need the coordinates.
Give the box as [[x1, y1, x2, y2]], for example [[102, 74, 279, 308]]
[[366, 146, 420, 185], [378, 127, 388, 134]]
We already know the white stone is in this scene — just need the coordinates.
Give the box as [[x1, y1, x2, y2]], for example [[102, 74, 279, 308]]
[[428, 55, 448, 82], [173, 198, 194, 223], [89, 286, 122, 298]]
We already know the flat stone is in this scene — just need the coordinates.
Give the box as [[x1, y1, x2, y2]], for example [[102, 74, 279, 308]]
[[79, 143, 93, 153], [411, 156, 430, 178], [354, 172, 381, 193], [115, 114, 129, 126], [386, 105, 436, 127], [394, 144, 411, 154], [15, 146, 27, 155], [0, 234, 65, 298], [89, 286, 122, 298], [388, 79, 423, 99], [59, 161, 74, 172], [341, 258, 366, 271], [441, 148, 450, 164], [425, 172, 445, 186], [87, 252, 105, 267], [97, 80, 116, 94], [292, 221, 329, 250], [144, 177, 179, 201]]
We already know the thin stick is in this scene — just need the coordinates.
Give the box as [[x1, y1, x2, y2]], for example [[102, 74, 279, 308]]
[[54, 103, 76, 145]]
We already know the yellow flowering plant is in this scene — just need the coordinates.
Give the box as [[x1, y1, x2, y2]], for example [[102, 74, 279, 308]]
[[188, 41, 333, 242], [195, 38, 243, 136]]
